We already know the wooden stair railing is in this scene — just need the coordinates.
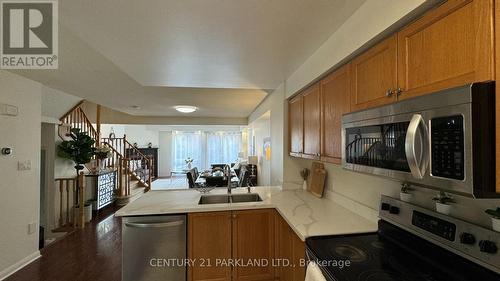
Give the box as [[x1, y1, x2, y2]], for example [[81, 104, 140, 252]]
[[102, 135, 152, 192], [53, 177, 76, 232], [58, 100, 98, 141], [53, 172, 86, 231]]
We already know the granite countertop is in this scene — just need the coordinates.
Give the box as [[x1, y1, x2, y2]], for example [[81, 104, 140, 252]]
[[115, 186, 378, 241]]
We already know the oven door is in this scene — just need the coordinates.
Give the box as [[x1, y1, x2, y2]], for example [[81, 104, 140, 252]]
[[342, 112, 429, 182]]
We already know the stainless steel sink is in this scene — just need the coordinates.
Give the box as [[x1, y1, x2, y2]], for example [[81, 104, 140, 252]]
[[198, 195, 230, 204], [198, 193, 263, 204], [230, 193, 263, 203]]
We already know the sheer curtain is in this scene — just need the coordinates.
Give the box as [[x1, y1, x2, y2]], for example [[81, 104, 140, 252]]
[[171, 130, 242, 171], [206, 132, 242, 167], [171, 131, 204, 171]]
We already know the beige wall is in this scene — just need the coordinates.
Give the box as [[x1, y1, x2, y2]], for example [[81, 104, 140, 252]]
[[0, 71, 42, 278], [248, 84, 286, 186]]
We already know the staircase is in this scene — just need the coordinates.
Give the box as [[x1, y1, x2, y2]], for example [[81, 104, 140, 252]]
[[58, 101, 152, 207]]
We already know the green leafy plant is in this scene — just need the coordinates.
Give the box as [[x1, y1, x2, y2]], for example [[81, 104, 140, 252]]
[[95, 147, 112, 160], [400, 182, 412, 193], [58, 128, 96, 171], [432, 191, 455, 205], [485, 207, 500, 219]]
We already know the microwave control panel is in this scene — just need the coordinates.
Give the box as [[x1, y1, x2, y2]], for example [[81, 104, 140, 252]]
[[430, 115, 464, 180]]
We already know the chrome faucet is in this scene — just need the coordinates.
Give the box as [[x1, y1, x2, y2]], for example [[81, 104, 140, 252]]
[[224, 164, 232, 194]]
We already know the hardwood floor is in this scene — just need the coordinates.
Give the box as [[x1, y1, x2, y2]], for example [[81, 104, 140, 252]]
[[6, 206, 122, 281]]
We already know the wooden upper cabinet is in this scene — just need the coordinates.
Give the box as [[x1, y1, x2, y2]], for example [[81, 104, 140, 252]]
[[288, 95, 303, 156], [350, 34, 398, 111], [302, 83, 321, 159], [320, 64, 351, 164], [397, 0, 494, 100], [188, 212, 232, 281], [232, 209, 275, 281]]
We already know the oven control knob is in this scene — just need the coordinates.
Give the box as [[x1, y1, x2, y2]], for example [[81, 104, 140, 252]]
[[459, 233, 476, 245], [389, 206, 400, 215], [479, 240, 498, 254], [381, 203, 390, 211]]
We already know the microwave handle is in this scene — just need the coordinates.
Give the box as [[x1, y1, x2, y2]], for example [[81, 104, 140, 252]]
[[405, 114, 429, 179]]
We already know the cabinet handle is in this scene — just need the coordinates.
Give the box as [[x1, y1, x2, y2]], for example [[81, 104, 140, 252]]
[[232, 214, 237, 219], [395, 87, 403, 96], [386, 89, 393, 97]]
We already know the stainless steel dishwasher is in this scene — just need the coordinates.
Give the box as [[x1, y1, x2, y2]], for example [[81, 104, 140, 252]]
[[122, 215, 186, 281]]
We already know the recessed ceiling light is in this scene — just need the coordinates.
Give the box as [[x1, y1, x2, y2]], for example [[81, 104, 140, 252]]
[[174, 105, 197, 113], [130, 105, 141, 109]]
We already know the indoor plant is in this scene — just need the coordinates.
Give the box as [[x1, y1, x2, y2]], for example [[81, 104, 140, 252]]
[[58, 128, 96, 173], [300, 168, 309, 191], [432, 191, 455, 215], [485, 207, 500, 232], [95, 146, 112, 171], [185, 157, 194, 169], [399, 182, 413, 202]]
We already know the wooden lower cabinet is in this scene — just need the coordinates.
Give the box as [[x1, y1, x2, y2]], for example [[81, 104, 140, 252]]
[[276, 211, 306, 281], [188, 210, 305, 281], [232, 209, 276, 281], [188, 212, 232, 281]]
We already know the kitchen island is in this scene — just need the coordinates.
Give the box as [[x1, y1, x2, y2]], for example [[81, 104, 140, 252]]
[[116, 186, 377, 281]]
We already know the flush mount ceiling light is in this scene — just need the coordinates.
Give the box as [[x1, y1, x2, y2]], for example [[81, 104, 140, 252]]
[[174, 105, 197, 113]]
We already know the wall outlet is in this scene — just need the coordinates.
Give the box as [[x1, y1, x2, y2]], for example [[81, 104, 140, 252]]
[[18, 160, 31, 171], [28, 222, 37, 234]]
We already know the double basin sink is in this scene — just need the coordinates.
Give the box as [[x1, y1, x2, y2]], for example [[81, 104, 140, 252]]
[[199, 193, 263, 205]]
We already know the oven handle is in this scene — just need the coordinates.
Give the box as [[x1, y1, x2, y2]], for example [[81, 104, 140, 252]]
[[405, 114, 429, 179]]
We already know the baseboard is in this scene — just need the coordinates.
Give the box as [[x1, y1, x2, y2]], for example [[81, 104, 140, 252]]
[[0, 251, 40, 280]]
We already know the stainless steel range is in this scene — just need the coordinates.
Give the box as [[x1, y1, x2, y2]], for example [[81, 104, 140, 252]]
[[306, 196, 500, 281], [341, 82, 497, 198]]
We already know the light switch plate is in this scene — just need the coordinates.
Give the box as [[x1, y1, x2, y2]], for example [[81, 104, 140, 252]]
[[18, 160, 31, 171], [28, 222, 37, 234]]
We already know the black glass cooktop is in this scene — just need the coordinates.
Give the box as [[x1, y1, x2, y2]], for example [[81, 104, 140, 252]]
[[306, 221, 500, 281]]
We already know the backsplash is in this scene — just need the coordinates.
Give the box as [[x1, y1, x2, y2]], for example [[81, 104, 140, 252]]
[[286, 157, 500, 229]]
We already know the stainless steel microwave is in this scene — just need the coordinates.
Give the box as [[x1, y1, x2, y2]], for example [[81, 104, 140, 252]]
[[341, 82, 497, 198]]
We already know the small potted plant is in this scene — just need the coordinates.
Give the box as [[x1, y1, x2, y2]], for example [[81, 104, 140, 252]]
[[485, 207, 500, 232], [95, 146, 112, 171], [432, 191, 455, 215], [400, 182, 413, 202], [300, 168, 309, 191]]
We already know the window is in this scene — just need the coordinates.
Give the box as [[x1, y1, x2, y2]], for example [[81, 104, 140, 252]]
[[171, 130, 242, 171], [206, 132, 242, 166], [172, 131, 203, 171]]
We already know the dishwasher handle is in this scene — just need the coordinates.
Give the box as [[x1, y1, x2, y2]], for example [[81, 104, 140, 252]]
[[125, 220, 184, 228]]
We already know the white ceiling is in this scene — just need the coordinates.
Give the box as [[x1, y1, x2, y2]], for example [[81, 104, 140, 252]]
[[13, 0, 366, 118]]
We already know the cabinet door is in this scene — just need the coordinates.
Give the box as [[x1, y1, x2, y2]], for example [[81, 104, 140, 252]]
[[302, 83, 321, 159], [288, 95, 303, 157], [188, 212, 232, 281], [276, 212, 306, 281], [350, 35, 398, 111], [397, 0, 493, 100], [321, 64, 351, 164], [232, 209, 275, 281]]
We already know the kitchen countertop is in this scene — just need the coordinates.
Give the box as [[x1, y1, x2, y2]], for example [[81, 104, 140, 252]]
[[115, 186, 378, 241]]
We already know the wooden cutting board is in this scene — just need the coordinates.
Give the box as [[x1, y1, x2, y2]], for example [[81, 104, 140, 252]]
[[308, 162, 327, 198]]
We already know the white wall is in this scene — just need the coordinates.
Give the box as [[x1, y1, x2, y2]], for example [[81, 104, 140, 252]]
[[41, 86, 81, 122], [0, 71, 42, 278], [247, 113, 271, 186], [248, 83, 286, 186], [158, 131, 172, 177]]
